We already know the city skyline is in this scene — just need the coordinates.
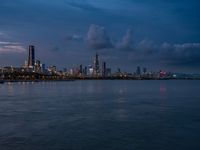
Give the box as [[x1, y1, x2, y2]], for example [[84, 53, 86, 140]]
[[0, 44, 187, 76], [2, 44, 197, 81], [0, 0, 200, 73]]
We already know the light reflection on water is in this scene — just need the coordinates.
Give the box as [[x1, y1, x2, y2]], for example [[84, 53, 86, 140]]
[[0, 80, 200, 150], [115, 87, 129, 121], [7, 83, 14, 96]]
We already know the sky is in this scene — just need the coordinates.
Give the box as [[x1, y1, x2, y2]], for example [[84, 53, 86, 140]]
[[0, 0, 200, 73]]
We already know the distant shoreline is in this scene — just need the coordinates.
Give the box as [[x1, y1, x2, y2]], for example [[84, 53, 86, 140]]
[[1, 77, 200, 83]]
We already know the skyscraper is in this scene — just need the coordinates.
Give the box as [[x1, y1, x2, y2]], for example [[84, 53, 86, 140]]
[[143, 67, 147, 74], [136, 66, 141, 75], [79, 64, 83, 74], [28, 45, 35, 68], [35, 60, 41, 72], [102, 62, 106, 77], [88, 65, 93, 76], [93, 53, 100, 76], [83, 66, 87, 76]]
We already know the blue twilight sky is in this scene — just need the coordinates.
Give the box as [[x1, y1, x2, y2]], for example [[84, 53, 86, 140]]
[[0, 0, 200, 73]]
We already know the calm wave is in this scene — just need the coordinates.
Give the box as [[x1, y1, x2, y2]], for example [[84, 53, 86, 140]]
[[0, 80, 200, 150]]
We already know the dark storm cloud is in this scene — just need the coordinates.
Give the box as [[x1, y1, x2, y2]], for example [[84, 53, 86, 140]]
[[86, 24, 113, 50]]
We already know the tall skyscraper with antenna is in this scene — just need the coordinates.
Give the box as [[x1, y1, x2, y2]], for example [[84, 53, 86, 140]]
[[93, 53, 100, 76]]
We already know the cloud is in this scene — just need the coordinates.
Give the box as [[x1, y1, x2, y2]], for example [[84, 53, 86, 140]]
[[86, 24, 113, 49], [136, 39, 158, 54], [0, 41, 26, 53], [66, 34, 83, 41], [159, 42, 200, 65], [0, 41, 20, 45], [116, 29, 133, 51], [66, 0, 101, 12], [84, 24, 200, 67], [128, 40, 200, 65]]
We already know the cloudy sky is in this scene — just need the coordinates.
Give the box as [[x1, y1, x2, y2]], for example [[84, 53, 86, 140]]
[[0, 0, 200, 73]]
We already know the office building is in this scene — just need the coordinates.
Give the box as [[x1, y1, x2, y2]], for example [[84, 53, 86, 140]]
[[143, 67, 147, 74], [136, 66, 141, 75], [28, 45, 35, 68], [93, 53, 100, 76], [106, 68, 112, 77], [35, 60, 41, 72], [79, 64, 83, 74], [83, 66, 87, 76], [102, 62, 106, 77], [48, 66, 57, 74], [89, 65, 94, 76]]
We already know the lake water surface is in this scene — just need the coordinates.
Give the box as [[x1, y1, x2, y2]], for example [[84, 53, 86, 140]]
[[0, 80, 200, 150]]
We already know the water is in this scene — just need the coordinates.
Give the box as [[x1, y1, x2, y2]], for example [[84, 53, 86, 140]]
[[0, 80, 200, 150]]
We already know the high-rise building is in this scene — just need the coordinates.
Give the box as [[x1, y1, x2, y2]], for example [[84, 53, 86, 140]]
[[35, 60, 41, 72], [79, 64, 83, 74], [40, 64, 46, 72], [93, 53, 100, 76], [48, 66, 57, 74], [88, 65, 93, 76], [106, 68, 112, 77], [117, 68, 121, 73], [63, 68, 67, 73], [24, 60, 28, 68], [136, 66, 141, 75], [35, 60, 40, 67], [102, 62, 106, 77], [143, 67, 147, 74], [28, 45, 35, 68], [83, 66, 87, 76]]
